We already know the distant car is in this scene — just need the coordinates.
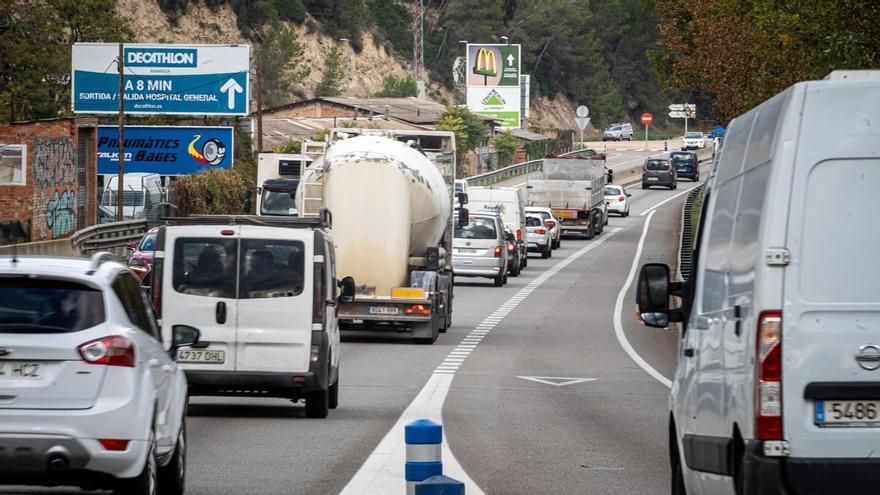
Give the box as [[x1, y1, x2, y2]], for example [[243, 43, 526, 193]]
[[642, 158, 677, 190], [525, 206, 562, 249], [604, 185, 631, 216], [525, 215, 552, 259], [453, 212, 508, 287], [603, 123, 634, 141], [681, 131, 706, 150], [126, 227, 158, 286], [0, 253, 199, 495], [669, 151, 700, 181], [454, 179, 469, 198], [504, 227, 523, 277]]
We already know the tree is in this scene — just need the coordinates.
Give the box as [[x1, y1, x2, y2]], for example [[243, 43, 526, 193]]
[[256, 20, 311, 108], [493, 131, 519, 167], [373, 75, 418, 97], [315, 45, 345, 97], [273, 139, 302, 153], [436, 106, 485, 169]]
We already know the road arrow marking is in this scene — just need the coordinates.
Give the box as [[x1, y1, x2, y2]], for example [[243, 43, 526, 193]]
[[507, 54, 515, 67], [219, 78, 243, 110], [516, 376, 598, 387]]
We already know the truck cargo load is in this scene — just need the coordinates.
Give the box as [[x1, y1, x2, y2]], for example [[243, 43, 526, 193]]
[[526, 156, 607, 239]]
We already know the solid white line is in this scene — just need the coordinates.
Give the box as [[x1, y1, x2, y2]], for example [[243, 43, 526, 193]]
[[612, 209, 673, 389], [640, 184, 701, 217]]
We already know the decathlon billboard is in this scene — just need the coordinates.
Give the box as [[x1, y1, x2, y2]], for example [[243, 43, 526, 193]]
[[72, 43, 250, 116], [466, 43, 521, 129], [97, 126, 234, 175]]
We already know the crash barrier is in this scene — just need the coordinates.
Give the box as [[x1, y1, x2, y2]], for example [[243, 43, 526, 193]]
[[0, 238, 81, 257], [466, 148, 595, 187], [678, 184, 704, 281], [406, 419, 456, 495], [416, 475, 465, 495], [71, 219, 149, 258]]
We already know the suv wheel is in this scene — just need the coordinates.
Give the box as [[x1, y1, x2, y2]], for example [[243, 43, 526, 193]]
[[158, 419, 186, 495], [116, 431, 157, 495], [305, 389, 329, 418]]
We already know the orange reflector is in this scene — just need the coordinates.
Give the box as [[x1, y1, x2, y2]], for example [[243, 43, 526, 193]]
[[392, 287, 426, 299], [98, 439, 130, 451]]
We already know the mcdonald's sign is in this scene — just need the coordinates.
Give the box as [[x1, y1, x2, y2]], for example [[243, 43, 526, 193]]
[[473, 47, 497, 78]]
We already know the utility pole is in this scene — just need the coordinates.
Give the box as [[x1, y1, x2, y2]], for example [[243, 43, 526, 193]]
[[413, 0, 425, 98], [117, 42, 125, 222], [254, 51, 263, 158]]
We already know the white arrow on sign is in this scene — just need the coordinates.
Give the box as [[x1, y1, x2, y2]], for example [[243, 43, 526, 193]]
[[668, 104, 685, 111], [507, 54, 515, 67], [220, 79, 244, 110], [517, 376, 598, 387], [669, 111, 687, 118]]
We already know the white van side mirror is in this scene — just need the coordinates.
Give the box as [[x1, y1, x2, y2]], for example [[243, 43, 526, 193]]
[[636, 263, 684, 328]]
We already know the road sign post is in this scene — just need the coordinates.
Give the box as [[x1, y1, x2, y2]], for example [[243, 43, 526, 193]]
[[668, 104, 696, 135], [575, 105, 590, 150], [641, 112, 653, 150]]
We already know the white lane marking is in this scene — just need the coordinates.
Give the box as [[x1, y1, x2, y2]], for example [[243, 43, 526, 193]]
[[341, 228, 622, 495], [612, 210, 673, 389], [516, 376, 598, 387], [640, 184, 701, 216]]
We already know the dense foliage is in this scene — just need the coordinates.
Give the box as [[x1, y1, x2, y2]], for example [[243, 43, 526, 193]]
[[256, 21, 311, 108], [373, 75, 418, 97], [493, 130, 519, 167], [435, 106, 486, 170], [315, 46, 345, 97]]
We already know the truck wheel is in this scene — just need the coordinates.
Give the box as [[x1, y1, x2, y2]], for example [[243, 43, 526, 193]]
[[585, 217, 595, 239], [522, 255, 528, 268], [328, 370, 339, 410], [304, 389, 329, 418]]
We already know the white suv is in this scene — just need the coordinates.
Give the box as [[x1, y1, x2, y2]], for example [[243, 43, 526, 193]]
[[681, 131, 706, 150], [525, 206, 562, 249], [0, 253, 199, 494]]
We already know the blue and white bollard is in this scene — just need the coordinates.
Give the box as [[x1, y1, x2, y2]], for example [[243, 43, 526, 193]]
[[405, 419, 443, 495], [664, 140, 668, 151]]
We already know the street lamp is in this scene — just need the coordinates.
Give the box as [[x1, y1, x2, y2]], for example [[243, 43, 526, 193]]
[[500, 35, 509, 44]]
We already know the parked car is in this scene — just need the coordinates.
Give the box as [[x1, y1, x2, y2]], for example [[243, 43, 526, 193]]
[[642, 158, 677, 189], [504, 227, 522, 277], [452, 212, 508, 287], [151, 215, 352, 418], [0, 253, 199, 494], [525, 215, 552, 259], [525, 206, 562, 249], [604, 185, 631, 216], [681, 131, 706, 150], [636, 74, 880, 495], [669, 151, 700, 181], [468, 187, 527, 272], [127, 227, 159, 286], [603, 123, 634, 141]]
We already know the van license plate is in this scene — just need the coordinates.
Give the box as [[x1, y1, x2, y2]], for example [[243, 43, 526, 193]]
[[177, 350, 225, 364], [0, 362, 40, 379], [457, 248, 477, 254], [368, 306, 400, 315], [816, 400, 880, 426]]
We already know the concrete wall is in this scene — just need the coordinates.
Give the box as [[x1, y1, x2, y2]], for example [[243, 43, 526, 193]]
[[0, 119, 97, 245]]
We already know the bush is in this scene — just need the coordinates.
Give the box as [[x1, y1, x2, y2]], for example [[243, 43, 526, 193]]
[[173, 168, 252, 216], [373, 75, 418, 97], [275, 0, 306, 23], [494, 131, 519, 167]]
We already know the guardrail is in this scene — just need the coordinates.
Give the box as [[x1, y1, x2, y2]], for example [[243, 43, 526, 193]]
[[71, 219, 149, 258], [465, 148, 596, 187], [678, 184, 704, 281]]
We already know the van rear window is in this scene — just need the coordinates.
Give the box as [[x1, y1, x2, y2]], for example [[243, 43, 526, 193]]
[[455, 217, 497, 240], [239, 240, 305, 299], [173, 238, 237, 298], [0, 278, 105, 333], [646, 160, 670, 171]]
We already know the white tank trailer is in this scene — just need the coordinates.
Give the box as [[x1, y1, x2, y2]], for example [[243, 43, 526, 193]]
[[296, 129, 461, 344]]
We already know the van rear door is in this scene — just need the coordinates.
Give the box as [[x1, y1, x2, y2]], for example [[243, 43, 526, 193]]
[[783, 82, 880, 459], [161, 226, 239, 372], [234, 226, 313, 374]]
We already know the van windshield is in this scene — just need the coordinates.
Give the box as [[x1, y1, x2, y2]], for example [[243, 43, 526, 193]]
[[260, 190, 297, 216], [0, 278, 105, 333], [455, 217, 497, 240], [646, 160, 670, 171], [685, 132, 702, 138]]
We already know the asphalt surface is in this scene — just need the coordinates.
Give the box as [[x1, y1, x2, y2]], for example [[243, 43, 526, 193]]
[[3, 154, 709, 495]]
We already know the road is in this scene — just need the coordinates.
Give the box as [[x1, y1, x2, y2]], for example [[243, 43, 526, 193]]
[[6, 154, 709, 495]]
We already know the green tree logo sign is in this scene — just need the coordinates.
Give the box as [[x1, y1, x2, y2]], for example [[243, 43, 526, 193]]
[[481, 89, 506, 106]]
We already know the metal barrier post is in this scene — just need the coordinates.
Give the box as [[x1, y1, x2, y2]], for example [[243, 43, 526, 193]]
[[415, 475, 465, 495], [664, 141, 668, 152], [405, 419, 443, 495]]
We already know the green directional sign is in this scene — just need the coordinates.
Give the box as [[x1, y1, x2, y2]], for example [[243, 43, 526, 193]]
[[498, 45, 520, 87]]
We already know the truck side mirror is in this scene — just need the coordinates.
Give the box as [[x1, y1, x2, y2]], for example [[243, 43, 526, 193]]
[[338, 276, 356, 303], [457, 192, 468, 205], [636, 263, 683, 328], [458, 208, 469, 227]]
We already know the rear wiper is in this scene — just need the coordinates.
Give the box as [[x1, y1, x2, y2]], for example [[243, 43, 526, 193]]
[[0, 323, 70, 333]]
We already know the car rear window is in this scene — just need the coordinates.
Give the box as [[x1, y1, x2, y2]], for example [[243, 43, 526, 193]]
[[0, 278, 105, 333], [646, 160, 670, 171], [240, 240, 305, 299], [670, 153, 693, 162], [604, 186, 622, 195], [526, 217, 543, 227], [455, 217, 497, 240], [172, 238, 237, 298]]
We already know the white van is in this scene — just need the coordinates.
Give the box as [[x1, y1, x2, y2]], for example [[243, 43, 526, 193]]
[[150, 214, 354, 418], [101, 173, 164, 220], [636, 74, 880, 494], [468, 187, 527, 270]]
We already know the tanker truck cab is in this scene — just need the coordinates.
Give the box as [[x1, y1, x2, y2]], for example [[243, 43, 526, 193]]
[[150, 213, 354, 418]]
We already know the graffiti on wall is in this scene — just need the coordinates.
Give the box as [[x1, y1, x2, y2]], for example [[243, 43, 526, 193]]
[[33, 138, 78, 238]]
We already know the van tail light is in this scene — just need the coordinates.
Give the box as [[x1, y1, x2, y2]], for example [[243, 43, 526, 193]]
[[313, 261, 325, 324], [668, 170, 675, 176], [506, 243, 515, 252], [516, 229, 522, 240], [99, 439, 131, 451], [494, 246, 503, 257], [536, 229, 546, 234], [545, 220, 556, 228], [618, 195, 626, 202], [405, 304, 431, 315], [78, 336, 135, 367], [756, 311, 783, 440], [150, 257, 163, 319]]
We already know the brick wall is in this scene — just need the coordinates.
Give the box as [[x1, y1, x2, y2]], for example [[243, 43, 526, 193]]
[[266, 101, 363, 119], [0, 119, 97, 245]]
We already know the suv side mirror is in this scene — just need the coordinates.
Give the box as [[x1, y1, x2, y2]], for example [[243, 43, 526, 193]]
[[170, 324, 200, 357], [458, 208, 469, 227], [636, 263, 684, 328], [338, 276, 356, 303]]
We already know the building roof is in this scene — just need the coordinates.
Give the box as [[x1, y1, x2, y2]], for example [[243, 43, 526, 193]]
[[260, 116, 425, 152], [508, 128, 550, 141], [262, 96, 499, 126]]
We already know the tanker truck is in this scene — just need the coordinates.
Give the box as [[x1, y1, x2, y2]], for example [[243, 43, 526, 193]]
[[296, 128, 464, 344]]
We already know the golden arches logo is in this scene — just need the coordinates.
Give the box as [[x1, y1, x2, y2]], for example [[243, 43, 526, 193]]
[[473, 48, 497, 78]]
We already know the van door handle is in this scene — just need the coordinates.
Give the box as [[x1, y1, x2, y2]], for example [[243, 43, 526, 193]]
[[684, 348, 696, 358], [216, 301, 227, 324]]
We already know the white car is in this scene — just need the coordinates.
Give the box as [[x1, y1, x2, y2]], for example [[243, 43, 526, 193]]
[[604, 185, 631, 217], [525, 206, 562, 249], [681, 131, 706, 150], [525, 214, 552, 258], [0, 253, 199, 494]]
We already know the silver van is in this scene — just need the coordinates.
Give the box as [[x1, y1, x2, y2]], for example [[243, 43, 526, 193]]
[[636, 73, 880, 494], [452, 212, 508, 287]]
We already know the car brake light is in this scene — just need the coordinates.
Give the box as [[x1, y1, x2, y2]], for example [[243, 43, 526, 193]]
[[668, 170, 674, 176], [756, 311, 783, 440], [545, 220, 556, 228], [619, 195, 625, 202], [516, 229, 522, 240], [506, 243, 515, 252], [536, 229, 546, 234], [98, 439, 130, 451], [494, 246, 503, 257], [405, 304, 431, 315], [78, 336, 135, 367]]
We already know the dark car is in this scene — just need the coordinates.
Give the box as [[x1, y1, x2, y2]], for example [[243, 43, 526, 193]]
[[669, 151, 699, 181], [642, 159, 677, 190], [126, 227, 158, 285], [505, 227, 523, 277]]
